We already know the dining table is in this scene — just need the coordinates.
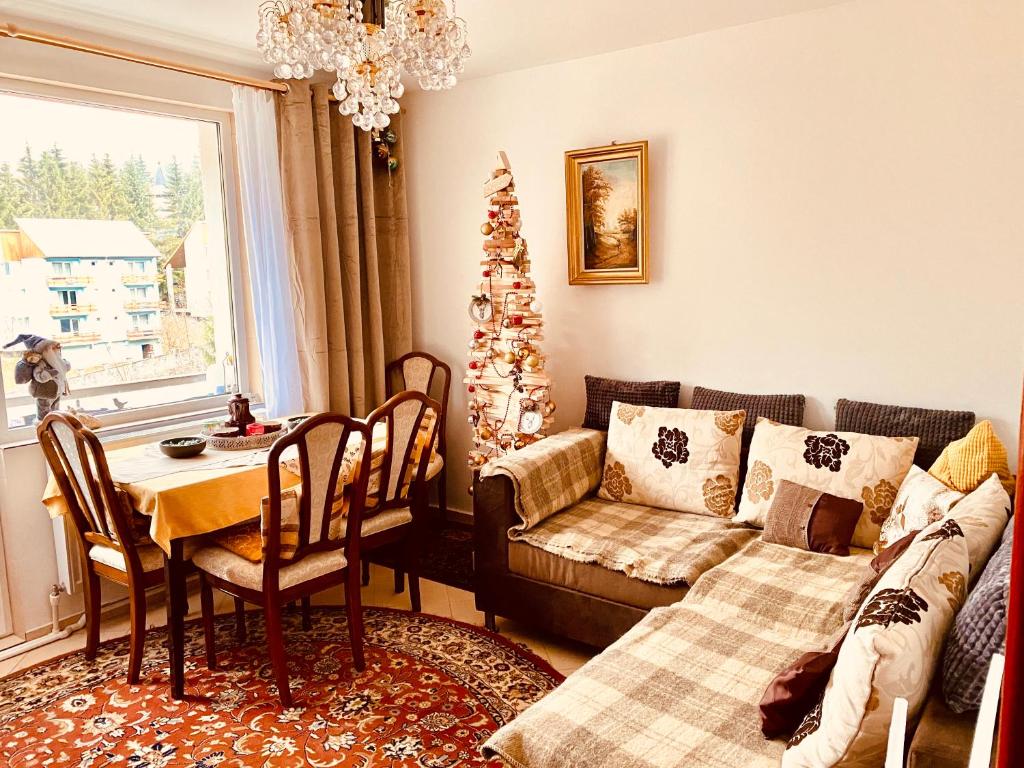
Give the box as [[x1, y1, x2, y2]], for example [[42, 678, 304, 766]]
[[41, 420, 412, 700]]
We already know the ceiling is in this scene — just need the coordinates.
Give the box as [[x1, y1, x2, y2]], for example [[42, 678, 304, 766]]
[[1, 0, 851, 80]]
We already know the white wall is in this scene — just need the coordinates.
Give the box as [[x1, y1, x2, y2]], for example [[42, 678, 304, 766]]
[[405, 0, 1024, 514]]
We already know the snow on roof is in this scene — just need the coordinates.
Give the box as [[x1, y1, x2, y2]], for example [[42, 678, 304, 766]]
[[14, 218, 161, 259]]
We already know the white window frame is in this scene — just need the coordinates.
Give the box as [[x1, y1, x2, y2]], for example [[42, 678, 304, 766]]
[[0, 79, 256, 445]]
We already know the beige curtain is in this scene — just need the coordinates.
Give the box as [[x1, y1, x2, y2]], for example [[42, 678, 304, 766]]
[[276, 81, 412, 416]]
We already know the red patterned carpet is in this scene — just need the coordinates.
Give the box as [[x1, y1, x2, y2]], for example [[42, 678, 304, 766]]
[[0, 607, 563, 767]]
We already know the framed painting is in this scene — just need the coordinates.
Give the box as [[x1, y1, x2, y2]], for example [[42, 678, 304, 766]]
[[565, 140, 649, 285]]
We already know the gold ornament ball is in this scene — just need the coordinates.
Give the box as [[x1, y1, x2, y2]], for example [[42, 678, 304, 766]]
[[479, 426, 493, 440], [544, 401, 557, 416], [502, 351, 517, 364], [514, 439, 526, 450], [517, 348, 529, 359], [524, 354, 540, 368], [480, 222, 494, 236], [473, 454, 487, 466]]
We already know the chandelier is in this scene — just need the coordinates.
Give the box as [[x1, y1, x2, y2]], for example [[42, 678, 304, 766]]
[[256, 0, 470, 131]]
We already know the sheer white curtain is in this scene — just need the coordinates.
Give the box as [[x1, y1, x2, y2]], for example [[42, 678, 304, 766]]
[[232, 86, 304, 417]]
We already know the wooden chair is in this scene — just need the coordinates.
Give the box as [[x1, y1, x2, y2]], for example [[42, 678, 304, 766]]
[[386, 351, 450, 517], [193, 413, 374, 708], [359, 390, 443, 609], [368, 352, 449, 590], [37, 412, 166, 684]]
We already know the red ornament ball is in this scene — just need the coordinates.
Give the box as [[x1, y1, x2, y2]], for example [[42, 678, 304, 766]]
[[468, 385, 476, 393], [469, 360, 479, 370], [482, 269, 491, 278], [512, 281, 522, 290], [473, 329, 484, 339], [487, 210, 498, 220]]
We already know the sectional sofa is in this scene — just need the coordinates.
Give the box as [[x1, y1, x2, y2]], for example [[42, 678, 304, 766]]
[[473, 390, 1013, 767]]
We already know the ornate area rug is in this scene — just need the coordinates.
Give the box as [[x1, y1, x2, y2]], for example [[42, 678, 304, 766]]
[[0, 608, 562, 767]]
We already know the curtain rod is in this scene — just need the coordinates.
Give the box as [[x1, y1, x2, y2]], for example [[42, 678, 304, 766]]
[[0, 22, 288, 94]]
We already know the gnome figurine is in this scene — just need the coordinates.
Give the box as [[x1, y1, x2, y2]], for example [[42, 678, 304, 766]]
[[4, 334, 71, 421]]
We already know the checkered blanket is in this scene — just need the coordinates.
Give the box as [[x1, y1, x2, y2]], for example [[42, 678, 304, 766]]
[[483, 540, 872, 768], [513, 498, 760, 585], [481, 428, 606, 532]]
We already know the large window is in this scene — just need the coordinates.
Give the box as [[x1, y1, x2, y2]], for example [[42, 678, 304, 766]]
[[0, 89, 247, 437]]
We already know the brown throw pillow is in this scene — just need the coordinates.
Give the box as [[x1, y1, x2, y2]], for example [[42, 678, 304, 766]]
[[762, 480, 863, 556], [582, 375, 680, 431], [760, 626, 846, 739]]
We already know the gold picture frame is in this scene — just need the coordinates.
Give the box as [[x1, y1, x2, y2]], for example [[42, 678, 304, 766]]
[[565, 140, 649, 285]]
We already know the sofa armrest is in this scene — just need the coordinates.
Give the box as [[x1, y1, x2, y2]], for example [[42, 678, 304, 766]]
[[473, 472, 518, 584], [479, 427, 606, 532]]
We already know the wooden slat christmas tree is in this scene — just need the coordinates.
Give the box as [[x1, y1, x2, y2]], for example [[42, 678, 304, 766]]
[[465, 152, 555, 482]]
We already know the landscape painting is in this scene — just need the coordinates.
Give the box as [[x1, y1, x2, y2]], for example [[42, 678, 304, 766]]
[[565, 141, 648, 285]]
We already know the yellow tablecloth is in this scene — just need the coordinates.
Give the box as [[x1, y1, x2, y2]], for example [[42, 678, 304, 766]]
[[42, 422, 442, 554]]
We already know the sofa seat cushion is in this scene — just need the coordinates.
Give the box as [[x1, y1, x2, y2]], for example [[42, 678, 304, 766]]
[[484, 540, 872, 768], [510, 497, 759, 586], [508, 540, 689, 609], [192, 544, 348, 591]]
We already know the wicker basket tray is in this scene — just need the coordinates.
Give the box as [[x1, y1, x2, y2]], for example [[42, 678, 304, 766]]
[[201, 425, 285, 451]]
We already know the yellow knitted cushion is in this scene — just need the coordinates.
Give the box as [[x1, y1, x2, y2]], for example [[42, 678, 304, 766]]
[[928, 420, 1015, 496]]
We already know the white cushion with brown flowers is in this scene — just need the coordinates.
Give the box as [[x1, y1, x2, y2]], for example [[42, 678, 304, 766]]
[[597, 402, 745, 517], [736, 419, 918, 550], [942, 472, 1011, 585], [782, 516, 970, 767], [877, 466, 965, 553]]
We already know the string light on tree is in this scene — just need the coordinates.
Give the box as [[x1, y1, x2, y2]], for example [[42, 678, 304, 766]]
[[465, 152, 555, 491]]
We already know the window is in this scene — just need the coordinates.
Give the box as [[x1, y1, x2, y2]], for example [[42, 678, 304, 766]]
[[0, 88, 249, 436]]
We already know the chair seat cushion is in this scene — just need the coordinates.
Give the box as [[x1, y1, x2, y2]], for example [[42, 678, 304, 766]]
[[214, 509, 414, 564], [192, 544, 349, 591], [88, 538, 201, 573]]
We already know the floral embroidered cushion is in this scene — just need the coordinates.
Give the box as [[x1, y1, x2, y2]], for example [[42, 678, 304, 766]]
[[782, 516, 970, 767], [597, 402, 745, 517], [736, 419, 918, 550], [941, 472, 1011, 585], [877, 466, 965, 552], [929, 419, 1016, 496]]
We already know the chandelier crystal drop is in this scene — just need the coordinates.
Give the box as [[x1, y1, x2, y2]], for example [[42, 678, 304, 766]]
[[256, 0, 470, 131]]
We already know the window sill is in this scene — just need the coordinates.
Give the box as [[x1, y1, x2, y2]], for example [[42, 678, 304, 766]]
[[0, 404, 266, 451]]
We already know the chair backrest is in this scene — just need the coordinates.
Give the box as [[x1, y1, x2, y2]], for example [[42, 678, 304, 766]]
[[365, 390, 441, 515], [263, 413, 373, 575], [37, 411, 138, 563], [386, 351, 450, 451]]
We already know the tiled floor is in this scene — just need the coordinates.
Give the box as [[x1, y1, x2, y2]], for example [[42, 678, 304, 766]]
[[0, 564, 595, 680]]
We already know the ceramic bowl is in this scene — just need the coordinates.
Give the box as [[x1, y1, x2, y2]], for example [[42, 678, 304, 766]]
[[159, 436, 207, 459]]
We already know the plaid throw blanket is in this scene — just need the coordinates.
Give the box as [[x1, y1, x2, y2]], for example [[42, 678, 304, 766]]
[[484, 541, 871, 768], [481, 428, 606, 532], [513, 498, 759, 585]]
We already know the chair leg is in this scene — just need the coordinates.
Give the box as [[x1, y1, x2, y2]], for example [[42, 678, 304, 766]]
[[263, 599, 292, 708], [234, 597, 247, 643], [485, 612, 498, 633], [200, 574, 217, 670], [82, 567, 101, 660], [437, 465, 448, 520], [393, 567, 405, 595], [405, 531, 421, 613], [127, 582, 147, 684], [361, 559, 370, 587], [301, 596, 312, 631], [345, 565, 365, 672]]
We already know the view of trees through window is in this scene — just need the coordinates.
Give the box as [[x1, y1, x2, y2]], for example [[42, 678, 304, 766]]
[[0, 92, 237, 430]]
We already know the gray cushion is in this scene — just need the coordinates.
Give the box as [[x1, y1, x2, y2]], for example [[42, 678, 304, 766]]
[[582, 375, 680, 431], [835, 398, 974, 469], [942, 521, 1012, 713]]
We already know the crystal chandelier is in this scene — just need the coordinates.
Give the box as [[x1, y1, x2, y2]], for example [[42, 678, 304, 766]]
[[256, 0, 470, 131]]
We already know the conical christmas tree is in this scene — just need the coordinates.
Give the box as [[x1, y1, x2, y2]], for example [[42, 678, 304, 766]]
[[465, 152, 555, 481]]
